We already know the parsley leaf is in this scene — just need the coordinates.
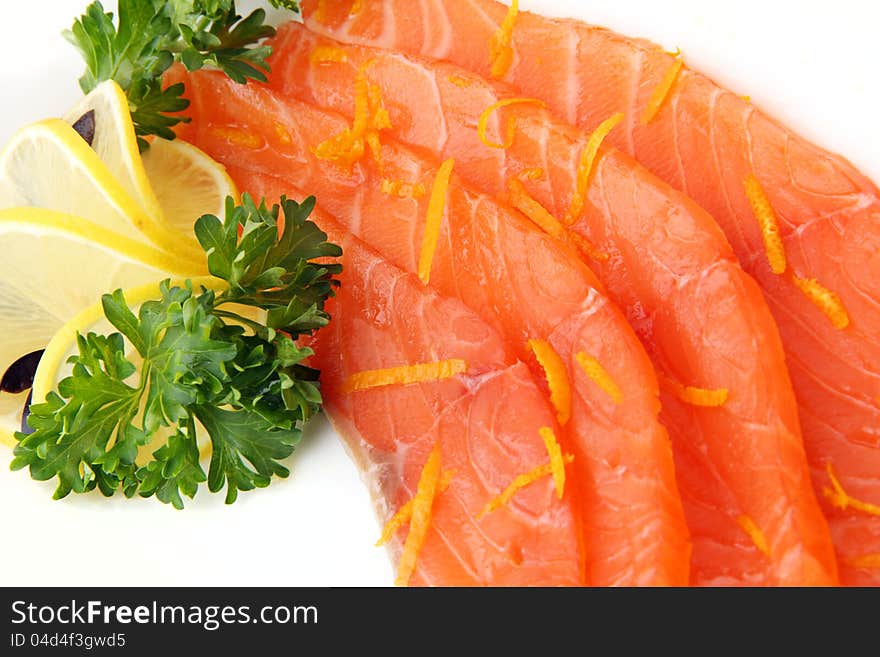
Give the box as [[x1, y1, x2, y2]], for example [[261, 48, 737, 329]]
[[11, 195, 341, 508], [64, 1, 299, 149]]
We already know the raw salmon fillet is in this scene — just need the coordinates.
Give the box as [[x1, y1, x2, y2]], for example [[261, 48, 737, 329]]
[[304, 210, 584, 585], [168, 67, 692, 586], [297, 0, 880, 585], [265, 25, 837, 586]]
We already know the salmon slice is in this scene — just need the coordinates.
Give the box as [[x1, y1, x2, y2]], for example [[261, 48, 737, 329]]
[[168, 67, 691, 586], [265, 25, 837, 586], [303, 209, 583, 585], [297, 0, 880, 585]]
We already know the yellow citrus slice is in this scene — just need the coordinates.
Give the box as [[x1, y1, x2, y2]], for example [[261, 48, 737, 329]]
[[0, 119, 204, 267], [61, 79, 165, 223], [141, 137, 239, 238]]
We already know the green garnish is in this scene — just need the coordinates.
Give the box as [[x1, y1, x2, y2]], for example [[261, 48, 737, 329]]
[[11, 195, 342, 508], [65, 1, 300, 149]]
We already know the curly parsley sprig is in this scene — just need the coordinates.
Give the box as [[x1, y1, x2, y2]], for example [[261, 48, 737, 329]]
[[11, 195, 342, 508], [65, 1, 299, 149]]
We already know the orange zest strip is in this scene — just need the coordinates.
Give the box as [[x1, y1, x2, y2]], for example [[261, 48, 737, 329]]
[[309, 45, 348, 65], [744, 174, 787, 275], [477, 454, 575, 520], [382, 179, 427, 199], [507, 177, 566, 240], [447, 74, 473, 88], [315, 0, 329, 23], [418, 158, 455, 284], [527, 339, 572, 426], [209, 126, 264, 150], [849, 554, 880, 569], [376, 469, 456, 547], [663, 376, 729, 407], [824, 462, 880, 516], [489, 0, 519, 79], [737, 515, 771, 557], [793, 276, 850, 330], [566, 113, 624, 223], [539, 427, 566, 499], [519, 167, 545, 181], [508, 178, 608, 262], [477, 97, 546, 149], [313, 62, 391, 170], [367, 83, 392, 130], [569, 232, 610, 263], [574, 352, 622, 404], [395, 442, 443, 586], [641, 55, 684, 125], [342, 358, 468, 393]]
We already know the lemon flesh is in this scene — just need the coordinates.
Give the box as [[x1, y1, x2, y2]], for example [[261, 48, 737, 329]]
[[62, 80, 165, 224], [142, 137, 239, 239], [0, 120, 204, 266]]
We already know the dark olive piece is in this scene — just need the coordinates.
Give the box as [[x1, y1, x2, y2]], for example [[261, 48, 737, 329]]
[[72, 109, 96, 146], [0, 350, 45, 394], [20, 390, 34, 435]]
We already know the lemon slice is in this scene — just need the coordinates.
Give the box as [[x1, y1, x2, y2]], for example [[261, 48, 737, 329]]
[[30, 278, 221, 463], [0, 119, 204, 267], [62, 80, 165, 223], [0, 208, 207, 447], [142, 137, 239, 240], [0, 390, 30, 448], [61, 82, 236, 258]]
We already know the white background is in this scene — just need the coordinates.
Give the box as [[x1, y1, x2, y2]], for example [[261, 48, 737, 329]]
[[0, 0, 878, 586]]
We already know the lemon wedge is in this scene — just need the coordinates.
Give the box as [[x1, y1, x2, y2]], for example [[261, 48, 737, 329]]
[[62, 80, 165, 223], [0, 208, 207, 447], [142, 137, 239, 239], [0, 119, 204, 267]]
